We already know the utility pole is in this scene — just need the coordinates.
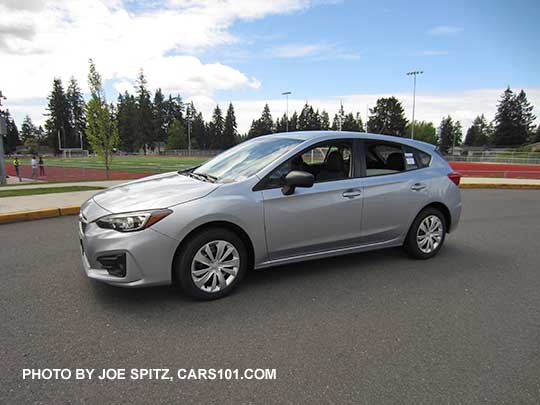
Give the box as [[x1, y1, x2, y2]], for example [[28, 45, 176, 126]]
[[281, 91, 291, 132], [406, 70, 423, 140], [0, 91, 7, 184]]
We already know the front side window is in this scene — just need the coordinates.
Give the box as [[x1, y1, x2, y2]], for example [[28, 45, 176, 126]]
[[264, 141, 354, 188], [193, 137, 302, 183]]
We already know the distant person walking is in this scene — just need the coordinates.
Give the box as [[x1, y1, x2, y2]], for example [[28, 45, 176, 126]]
[[31, 156, 37, 180], [38, 156, 45, 177], [13, 157, 22, 182]]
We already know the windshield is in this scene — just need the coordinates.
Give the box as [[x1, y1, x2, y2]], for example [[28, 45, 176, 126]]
[[193, 137, 303, 183]]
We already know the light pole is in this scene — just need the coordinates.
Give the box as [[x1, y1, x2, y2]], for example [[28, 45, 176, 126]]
[[0, 90, 7, 184], [186, 104, 192, 156], [281, 91, 291, 132], [406, 70, 423, 140]]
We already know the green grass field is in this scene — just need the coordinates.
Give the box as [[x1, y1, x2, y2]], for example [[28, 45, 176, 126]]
[[0, 186, 105, 198], [17, 155, 210, 173]]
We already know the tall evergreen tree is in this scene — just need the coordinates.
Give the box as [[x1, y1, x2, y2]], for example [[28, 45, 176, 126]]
[[153, 88, 167, 153], [208, 105, 224, 148], [135, 70, 154, 154], [44, 78, 70, 152], [190, 106, 207, 149], [464, 115, 491, 146], [298, 103, 320, 130], [492, 87, 535, 146], [85, 59, 118, 178], [438, 116, 462, 154], [275, 114, 288, 133], [341, 113, 363, 132], [533, 125, 540, 143], [0, 110, 20, 153], [20, 115, 37, 143], [320, 110, 330, 130], [66, 77, 86, 149], [288, 111, 298, 132], [331, 104, 346, 130], [515, 90, 536, 142], [248, 104, 273, 138], [35, 125, 46, 146], [367, 97, 408, 136], [116, 92, 138, 152], [223, 103, 237, 149], [165, 119, 187, 150], [165, 94, 184, 141]]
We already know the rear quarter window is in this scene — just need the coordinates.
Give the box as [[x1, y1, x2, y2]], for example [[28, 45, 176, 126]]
[[404, 146, 432, 169]]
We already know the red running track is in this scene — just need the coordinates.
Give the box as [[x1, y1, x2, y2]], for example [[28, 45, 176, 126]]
[[4, 162, 540, 181], [449, 162, 540, 179], [5, 165, 153, 181]]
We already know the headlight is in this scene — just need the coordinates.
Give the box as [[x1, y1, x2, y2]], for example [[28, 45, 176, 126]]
[[95, 209, 172, 232]]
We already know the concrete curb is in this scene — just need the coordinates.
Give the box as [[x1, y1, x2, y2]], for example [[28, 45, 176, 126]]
[[0, 183, 539, 225], [0, 206, 80, 225]]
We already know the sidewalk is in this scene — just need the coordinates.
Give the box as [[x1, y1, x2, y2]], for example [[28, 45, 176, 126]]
[[0, 177, 539, 224]]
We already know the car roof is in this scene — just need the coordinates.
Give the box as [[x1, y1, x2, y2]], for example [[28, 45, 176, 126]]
[[267, 130, 437, 151]]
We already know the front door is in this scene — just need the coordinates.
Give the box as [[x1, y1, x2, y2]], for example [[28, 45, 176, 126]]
[[260, 140, 364, 260]]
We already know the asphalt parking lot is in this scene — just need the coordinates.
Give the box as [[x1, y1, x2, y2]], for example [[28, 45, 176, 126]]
[[1, 189, 539, 403]]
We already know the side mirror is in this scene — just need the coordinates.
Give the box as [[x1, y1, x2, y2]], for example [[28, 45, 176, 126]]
[[282, 170, 314, 195]]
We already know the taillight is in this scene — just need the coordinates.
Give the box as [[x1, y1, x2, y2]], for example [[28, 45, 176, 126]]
[[448, 172, 462, 186]]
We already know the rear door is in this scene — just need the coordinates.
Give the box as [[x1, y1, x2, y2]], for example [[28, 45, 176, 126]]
[[360, 140, 431, 243]]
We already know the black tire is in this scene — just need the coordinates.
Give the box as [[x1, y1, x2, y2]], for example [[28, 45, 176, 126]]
[[404, 207, 446, 260], [174, 228, 248, 300]]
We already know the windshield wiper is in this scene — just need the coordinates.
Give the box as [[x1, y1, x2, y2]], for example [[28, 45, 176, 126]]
[[196, 172, 218, 183], [180, 171, 217, 183]]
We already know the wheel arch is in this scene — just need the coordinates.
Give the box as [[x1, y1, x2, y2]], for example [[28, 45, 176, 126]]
[[171, 220, 255, 282], [420, 201, 452, 232]]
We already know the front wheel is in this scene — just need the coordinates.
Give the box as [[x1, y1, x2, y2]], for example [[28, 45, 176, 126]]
[[404, 207, 446, 259], [175, 228, 248, 300]]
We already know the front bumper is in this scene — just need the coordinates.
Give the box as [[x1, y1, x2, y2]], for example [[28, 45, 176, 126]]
[[79, 205, 178, 287]]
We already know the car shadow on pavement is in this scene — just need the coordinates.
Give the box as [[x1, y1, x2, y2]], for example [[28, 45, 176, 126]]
[[87, 241, 471, 310], [87, 246, 420, 304]]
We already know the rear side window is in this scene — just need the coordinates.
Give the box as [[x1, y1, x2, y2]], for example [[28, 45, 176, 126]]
[[364, 142, 406, 176], [364, 141, 432, 177], [404, 146, 432, 169]]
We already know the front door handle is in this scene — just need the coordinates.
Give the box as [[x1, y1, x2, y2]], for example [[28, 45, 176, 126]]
[[411, 183, 427, 191], [342, 189, 362, 199]]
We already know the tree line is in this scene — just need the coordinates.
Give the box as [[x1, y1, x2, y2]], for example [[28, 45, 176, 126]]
[[1, 61, 539, 157]]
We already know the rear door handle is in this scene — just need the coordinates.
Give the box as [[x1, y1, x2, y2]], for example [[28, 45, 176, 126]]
[[342, 189, 362, 199], [411, 183, 426, 191]]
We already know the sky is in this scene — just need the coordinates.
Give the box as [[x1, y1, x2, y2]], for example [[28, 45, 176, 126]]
[[1, 0, 540, 134]]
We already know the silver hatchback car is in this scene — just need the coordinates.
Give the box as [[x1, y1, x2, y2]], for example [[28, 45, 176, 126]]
[[79, 131, 462, 300]]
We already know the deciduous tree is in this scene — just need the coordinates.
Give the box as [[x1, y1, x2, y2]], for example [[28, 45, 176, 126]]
[[85, 59, 118, 178]]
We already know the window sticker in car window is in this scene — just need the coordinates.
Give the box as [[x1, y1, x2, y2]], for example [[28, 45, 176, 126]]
[[405, 152, 416, 166]]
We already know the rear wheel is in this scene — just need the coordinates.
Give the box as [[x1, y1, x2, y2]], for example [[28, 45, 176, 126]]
[[404, 207, 446, 259], [175, 228, 248, 300]]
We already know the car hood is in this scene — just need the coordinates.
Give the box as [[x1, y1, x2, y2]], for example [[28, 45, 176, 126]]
[[91, 171, 219, 214]]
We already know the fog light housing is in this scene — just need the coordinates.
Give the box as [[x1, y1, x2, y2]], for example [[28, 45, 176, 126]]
[[97, 253, 127, 277]]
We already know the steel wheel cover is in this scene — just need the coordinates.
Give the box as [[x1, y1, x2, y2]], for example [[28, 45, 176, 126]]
[[416, 215, 443, 254], [191, 240, 240, 293]]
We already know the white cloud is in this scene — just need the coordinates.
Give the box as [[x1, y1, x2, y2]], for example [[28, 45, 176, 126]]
[[0, 0, 319, 103], [271, 43, 360, 59], [428, 25, 464, 36]]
